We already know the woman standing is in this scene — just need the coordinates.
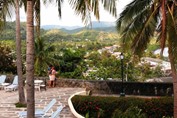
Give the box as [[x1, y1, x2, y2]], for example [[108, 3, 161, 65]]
[[49, 66, 56, 87]]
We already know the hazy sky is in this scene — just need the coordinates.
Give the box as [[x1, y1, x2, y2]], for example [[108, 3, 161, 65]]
[[11, 0, 132, 26]]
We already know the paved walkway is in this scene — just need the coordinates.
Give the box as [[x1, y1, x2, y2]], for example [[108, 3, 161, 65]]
[[0, 87, 85, 118]]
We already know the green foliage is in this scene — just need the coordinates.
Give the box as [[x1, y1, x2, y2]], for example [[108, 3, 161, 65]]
[[72, 95, 173, 118], [85, 51, 121, 80], [85, 112, 89, 118], [0, 42, 16, 74], [57, 48, 86, 79], [134, 63, 164, 81], [0, 22, 26, 40], [34, 38, 59, 76], [140, 97, 173, 118], [112, 109, 122, 118], [43, 29, 70, 41], [0, 22, 119, 43], [147, 44, 160, 53], [112, 107, 147, 118], [1, 22, 168, 80], [15, 102, 27, 108]]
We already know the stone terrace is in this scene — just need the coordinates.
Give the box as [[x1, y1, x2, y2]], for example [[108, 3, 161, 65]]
[[0, 87, 85, 118]]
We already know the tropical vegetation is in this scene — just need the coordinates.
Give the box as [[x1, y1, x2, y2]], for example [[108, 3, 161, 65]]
[[1, 0, 176, 117], [26, 0, 117, 117], [116, 0, 177, 117], [72, 95, 173, 118], [0, 27, 166, 82]]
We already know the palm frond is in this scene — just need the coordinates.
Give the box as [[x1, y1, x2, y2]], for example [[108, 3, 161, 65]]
[[101, 0, 117, 18], [56, 0, 63, 18], [68, 0, 91, 26], [131, 4, 160, 55], [117, 0, 152, 30], [167, 6, 177, 61], [34, 38, 59, 75], [69, 0, 117, 26], [167, 2, 177, 34], [117, 1, 160, 56], [91, 0, 100, 20], [43, 0, 54, 5]]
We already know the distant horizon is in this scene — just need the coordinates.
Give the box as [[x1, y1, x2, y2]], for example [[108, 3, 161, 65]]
[[41, 21, 116, 30], [41, 21, 116, 26]]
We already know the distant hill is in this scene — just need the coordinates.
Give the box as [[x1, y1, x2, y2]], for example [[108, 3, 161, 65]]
[[91, 21, 115, 28], [41, 25, 81, 30], [41, 21, 116, 33], [0, 21, 118, 41], [72, 29, 119, 41], [60, 26, 116, 34], [42, 28, 119, 42], [0, 22, 26, 40]]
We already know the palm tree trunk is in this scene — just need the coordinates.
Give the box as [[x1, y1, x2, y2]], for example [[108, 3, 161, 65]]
[[15, 0, 26, 104], [168, 45, 177, 118], [26, 0, 35, 118]]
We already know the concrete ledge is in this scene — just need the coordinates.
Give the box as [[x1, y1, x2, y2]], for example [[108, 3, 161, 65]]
[[68, 91, 86, 118]]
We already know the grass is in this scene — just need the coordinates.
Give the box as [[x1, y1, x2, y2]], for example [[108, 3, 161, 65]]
[[15, 102, 27, 108]]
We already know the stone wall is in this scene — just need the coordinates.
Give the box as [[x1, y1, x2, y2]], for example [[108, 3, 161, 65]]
[[56, 79, 173, 96], [6, 75, 173, 96]]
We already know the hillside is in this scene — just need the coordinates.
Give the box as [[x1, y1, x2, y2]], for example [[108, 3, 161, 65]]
[[0, 22, 26, 40], [73, 30, 119, 41], [41, 21, 116, 30], [60, 26, 116, 34], [0, 22, 119, 42], [41, 21, 117, 34]]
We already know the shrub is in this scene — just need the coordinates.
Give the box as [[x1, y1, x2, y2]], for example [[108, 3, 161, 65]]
[[112, 106, 147, 118], [140, 97, 173, 118], [72, 95, 173, 118]]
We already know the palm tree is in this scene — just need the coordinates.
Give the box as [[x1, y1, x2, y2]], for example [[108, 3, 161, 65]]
[[116, 0, 177, 117], [25, 0, 117, 117], [26, 0, 35, 117], [0, 0, 26, 104], [15, 0, 26, 104], [34, 38, 58, 76]]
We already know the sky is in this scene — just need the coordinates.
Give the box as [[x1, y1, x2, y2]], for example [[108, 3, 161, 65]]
[[10, 0, 132, 26]]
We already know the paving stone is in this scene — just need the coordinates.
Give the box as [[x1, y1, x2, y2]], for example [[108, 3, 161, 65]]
[[0, 87, 84, 118]]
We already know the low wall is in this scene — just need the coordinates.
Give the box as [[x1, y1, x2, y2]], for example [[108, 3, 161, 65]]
[[56, 79, 173, 96], [6, 75, 173, 96]]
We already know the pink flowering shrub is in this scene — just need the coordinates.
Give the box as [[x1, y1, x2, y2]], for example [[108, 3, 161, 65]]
[[72, 95, 173, 118]]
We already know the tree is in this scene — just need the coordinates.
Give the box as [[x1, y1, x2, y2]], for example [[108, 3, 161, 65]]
[[26, 0, 35, 117], [34, 38, 58, 76], [58, 48, 86, 79], [0, 0, 26, 105], [116, 0, 177, 117], [15, 0, 26, 105], [0, 43, 16, 73], [25, 0, 117, 117]]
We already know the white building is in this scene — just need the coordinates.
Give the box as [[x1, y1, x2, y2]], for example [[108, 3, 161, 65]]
[[141, 57, 171, 75]]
